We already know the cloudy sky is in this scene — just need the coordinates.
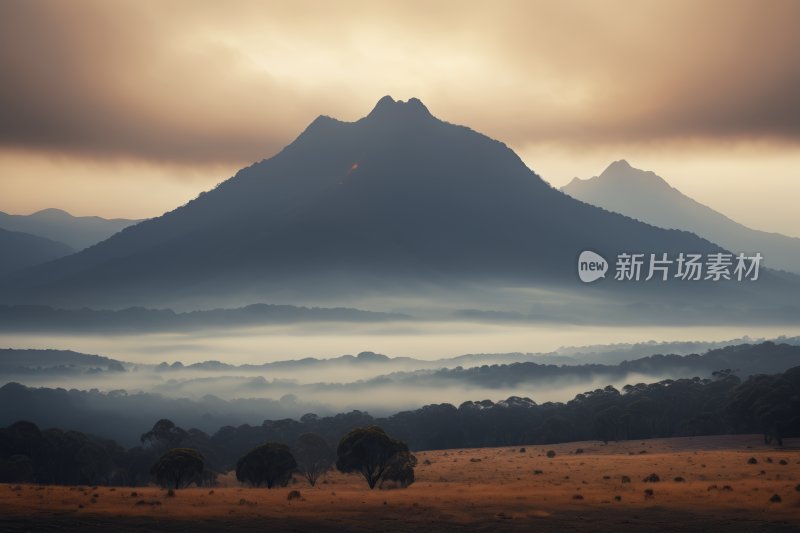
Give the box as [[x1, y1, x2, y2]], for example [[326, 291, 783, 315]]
[[2, 1, 799, 236]]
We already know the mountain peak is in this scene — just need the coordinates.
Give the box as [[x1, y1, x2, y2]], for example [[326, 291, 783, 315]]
[[366, 95, 432, 121]]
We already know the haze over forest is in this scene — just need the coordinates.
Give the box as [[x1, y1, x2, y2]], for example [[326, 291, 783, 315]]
[[1, 6, 799, 515]]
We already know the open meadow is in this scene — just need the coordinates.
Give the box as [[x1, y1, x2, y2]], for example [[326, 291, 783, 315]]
[[1, 434, 799, 532]]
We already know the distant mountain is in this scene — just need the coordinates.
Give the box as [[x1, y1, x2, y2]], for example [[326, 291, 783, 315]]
[[562, 160, 800, 275], [0, 303, 412, 334], [0, 208, 143, 251], [0, 228, 74, 275], [0, 97, 797, 315]]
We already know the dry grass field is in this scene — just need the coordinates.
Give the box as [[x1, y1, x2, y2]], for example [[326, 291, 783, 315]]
[[1, 434, 799, 532]]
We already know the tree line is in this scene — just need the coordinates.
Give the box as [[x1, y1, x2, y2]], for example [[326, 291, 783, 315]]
[[2, 365, 798, 486]]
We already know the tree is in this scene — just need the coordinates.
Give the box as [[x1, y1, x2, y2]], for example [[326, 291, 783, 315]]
[[336, 425, 408, 489], [292, 432, 333, 487], [380, 451, 418, 488], [236, 441, 296, 489], [149, 448, 204, 489], [0, 455, 36, 483], [141, 419, 189, 456]]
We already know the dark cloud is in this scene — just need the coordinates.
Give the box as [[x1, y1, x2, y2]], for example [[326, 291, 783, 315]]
[[1, 1, 799, 166]]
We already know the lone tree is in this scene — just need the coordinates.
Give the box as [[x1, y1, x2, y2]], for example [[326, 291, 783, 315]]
[[140, 419, 189, 456], [292, 432, 334, 487], [380, 451, 418, 488], [336, 425, 409, 489], [149, 448, 204, 489], [236, 441, 297, 489]]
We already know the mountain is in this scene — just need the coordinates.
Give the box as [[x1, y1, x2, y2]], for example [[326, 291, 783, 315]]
[[0, 208, 143, 251], [0, 97, 797, 315], [562, 160, 800, 275], [0, 228, 74, 275]]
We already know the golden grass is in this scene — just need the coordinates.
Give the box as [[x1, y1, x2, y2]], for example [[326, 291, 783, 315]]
[[2, 434, 798, 527]]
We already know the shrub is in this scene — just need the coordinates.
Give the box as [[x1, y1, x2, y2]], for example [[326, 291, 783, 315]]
[[131, 492, 138, 497], [643, 473, 660, 483], [795, 484, 800, 492], [239, 498, 257, 507], [209, 490, 214, 495], [769, 494, 782, 503], [644, 489, 654, 500], [381, 452, 418, 489], [779, 460, 787, 465], [287, 490, 301, 501], [423, 459, 432, 465], [747, 457, 757, 464], [572, 494, 584, 500], [90, 497, 97, 503], [674, 477, 685, 482], [575, 449, 584, 454], [621, 476, 631, 483], [722, 486, 732, 491], [766, 457, 773, 463], [519, 448, 526, 453], [707, 485, 718, 491], [166, 489, 175, 498], [639, 450, 647, 454], [603, 476, 611, 479], [469, 458, 480, 463], [614, 495, 621, 501], [78, 504, 83, 508], [534, 469, 543, 474], [546, 450, 556, 458]]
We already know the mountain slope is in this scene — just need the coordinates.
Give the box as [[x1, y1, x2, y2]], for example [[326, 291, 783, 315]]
[[0, 228, 74, 275], [0, 208, 143, 251], [562, 160, 800, 274], [0, 97, 795, 312]]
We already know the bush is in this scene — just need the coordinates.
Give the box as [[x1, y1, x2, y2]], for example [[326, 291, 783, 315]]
[[639, 450, 647, 454], [747, 457, 757, 464], [707, 485, 718, 491], [239, 498, 257, 507], [534, 469, 543, 474], [766, 457, 773, 463], [572, 494, 584, 500], [614, 495, 621, 501], [469, 458, 480, 463], [674, 477, 685, 482], [603, 476, 611, 479], [769, 494, 782, 503], [722, 485, 732, 491], [287, 490, 301, 501], [643, 489, 654, 500], [796, 484, 800, 492], [131, 492, 138, 497], [424, 459, 432, 465], [779, 460, 787, 465], [381, 452, 418, 489], [621, 476, 631, 483], [575, 449, 584, 454], [643, 473, 660, 483], [166, 489, 175, 498], [546, 450, 556, 458], [519, 448, 526, 453]]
